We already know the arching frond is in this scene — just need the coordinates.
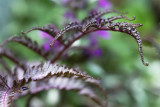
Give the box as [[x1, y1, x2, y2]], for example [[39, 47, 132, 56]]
[[0, 36, 50, 59]]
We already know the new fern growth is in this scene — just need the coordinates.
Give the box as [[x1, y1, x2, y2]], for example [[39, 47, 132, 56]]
[[0, 9, 148, 107]]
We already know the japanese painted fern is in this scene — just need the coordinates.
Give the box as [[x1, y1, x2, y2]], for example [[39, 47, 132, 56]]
[[0, 9, 148, 107]]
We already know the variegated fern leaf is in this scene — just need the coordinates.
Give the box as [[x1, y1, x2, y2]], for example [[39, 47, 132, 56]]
[[0, 62, 107, 107], [50, 10, 148, 66], [20, 10, 148, 66]]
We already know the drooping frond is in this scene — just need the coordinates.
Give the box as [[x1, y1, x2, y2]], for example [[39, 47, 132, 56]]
[[0, 48, 27, 70], [0, 36, 50, 59], [108, 22, 148, 66], [50, 12, 148, 66], [85, 21, 148, 66], [49, 11, 130, 46]]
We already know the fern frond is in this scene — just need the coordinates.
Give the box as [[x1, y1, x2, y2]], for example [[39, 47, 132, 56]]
[[110, 22, 148, 66], [51, 10, 124, 46], [50, 11, 148, 65], [0, 36, 50, 59], [15, 62, 100, 86], [21, 25, 68, 46], [0, 62, 107, 106]]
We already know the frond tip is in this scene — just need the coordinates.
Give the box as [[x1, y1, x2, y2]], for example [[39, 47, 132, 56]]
[[115, 22, 149, 66], [21, 24, 57, 37]]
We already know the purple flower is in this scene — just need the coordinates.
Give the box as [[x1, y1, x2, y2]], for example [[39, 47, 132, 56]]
[[43, 43, 51, 52], [83, 31, 110, 58], [96, 31, 110, 39], [89, 31, 110, 46], [64, 11, 75, 19], [89, 35, 98, 46], [83, 47, 102, 58], [39, 31, 61, 52], [40, 31, 53, 39], [97, 0, 112, 9], [90, 48, 102, 57], [64, 11, 76, 21], [61, 0, 70, 4], [61, 0, 88, 9]]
